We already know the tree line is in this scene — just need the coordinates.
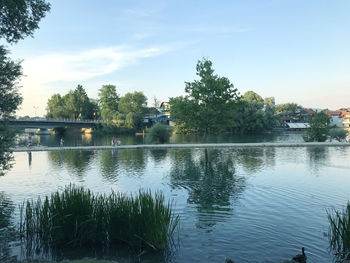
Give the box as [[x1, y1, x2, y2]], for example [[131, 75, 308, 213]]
[[169, 58, 279, 134], [47, 85, 147, 131]]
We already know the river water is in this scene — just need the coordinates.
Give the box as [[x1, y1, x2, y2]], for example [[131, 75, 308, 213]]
[[1, 133, 350, 262]]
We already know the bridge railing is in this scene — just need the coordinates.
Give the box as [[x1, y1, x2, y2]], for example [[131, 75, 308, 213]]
[[9, 118, 106, 124]]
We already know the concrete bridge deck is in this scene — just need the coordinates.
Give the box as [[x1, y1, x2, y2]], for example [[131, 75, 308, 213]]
[[10, 142, 350, 152]]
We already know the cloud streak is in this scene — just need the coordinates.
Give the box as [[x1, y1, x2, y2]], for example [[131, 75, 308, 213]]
[[22, 45, 167, 84]]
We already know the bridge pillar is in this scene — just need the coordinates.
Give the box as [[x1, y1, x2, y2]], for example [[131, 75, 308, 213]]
[[36, 128, 51, 135]]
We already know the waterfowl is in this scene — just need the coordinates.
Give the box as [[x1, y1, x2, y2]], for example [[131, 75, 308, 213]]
[[292, 247, 307, 263]]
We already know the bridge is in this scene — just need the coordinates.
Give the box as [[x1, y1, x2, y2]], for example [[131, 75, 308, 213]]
[[3, 118, 103, 134]]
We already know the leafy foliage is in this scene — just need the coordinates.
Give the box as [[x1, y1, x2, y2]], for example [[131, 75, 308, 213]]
[[47, 85, 95, 119], [329, 128, 348, 142], [276, 102, 300, 114], [232, 91, 277, 133], [98, 84, 119, 121], [0, 47, 23, 119], [0, 0, 50, 43], [146, 123, 172, 144], [170, 58, 239, 133], [118, 91, 147, 129], [303, 111, 330, 142]]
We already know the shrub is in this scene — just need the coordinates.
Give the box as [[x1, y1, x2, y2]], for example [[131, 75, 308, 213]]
[[303, 111, 330, 142], [328, 202, 350, 258], [20, 185, 179, 251], [146, 123, 172, 144], [329, 128, 348, 142]]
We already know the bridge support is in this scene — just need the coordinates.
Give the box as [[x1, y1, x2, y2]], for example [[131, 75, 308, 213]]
[[36, 128, 51, 135]]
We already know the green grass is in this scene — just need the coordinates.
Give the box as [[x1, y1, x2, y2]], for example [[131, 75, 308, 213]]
[[20, 185, 179, 252], [327, 202, 350, 258]]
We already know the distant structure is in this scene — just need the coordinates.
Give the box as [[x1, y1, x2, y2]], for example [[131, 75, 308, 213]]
[[143, 102, 173, 127]]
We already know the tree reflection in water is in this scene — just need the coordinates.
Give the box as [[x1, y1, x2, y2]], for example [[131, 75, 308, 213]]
[[48, 151, 95, 177], [0, 192, 16, 262], [99, 149, 146, 181], [149, 149, 168, 162], [307, 146, 329, 174], [169, 148, 246, 228]]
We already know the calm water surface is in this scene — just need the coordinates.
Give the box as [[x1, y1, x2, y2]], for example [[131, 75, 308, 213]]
[[1, 146, 350, 262], [17, 131, 304, 147]]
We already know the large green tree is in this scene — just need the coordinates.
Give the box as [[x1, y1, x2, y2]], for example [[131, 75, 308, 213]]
[[47, 94, 67, 118], [47, 85, 94, 119], [0, 0, 50, 175], [118, 91, 147, 129], [232, 91, 278, 133], [171, 58, 239, 133], [98, 84, 119, 121], [0, 0, 51, 43]]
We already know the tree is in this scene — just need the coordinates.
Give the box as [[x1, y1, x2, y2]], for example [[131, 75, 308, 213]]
[[0, 0, 51, 43], [98, 84, 119, 121], [276, 103, 300, 114], [303, 111, 330, 142], [0, 47, 23, 119], [72, 85, 94, 119], [170, 58, 239, 133], [0, 0, 50, 175], [146, 123, 171, 144], [47, 85, 94, 119], [329, 128, 348, 142], [232, 91, 277, 133], [118, 91, 147, 129], [47, 94, 67, 118]]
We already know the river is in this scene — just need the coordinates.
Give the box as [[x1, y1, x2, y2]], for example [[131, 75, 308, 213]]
[[1, 132, 349, 262]]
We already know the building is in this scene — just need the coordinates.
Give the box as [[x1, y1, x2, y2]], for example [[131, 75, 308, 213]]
[[328, 110, 345, 127], [343, 111, 350, 128], [143, 102, 173, 127]]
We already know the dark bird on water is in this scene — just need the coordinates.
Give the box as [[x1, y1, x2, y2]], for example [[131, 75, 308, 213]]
[[292, 247, 307, 263]]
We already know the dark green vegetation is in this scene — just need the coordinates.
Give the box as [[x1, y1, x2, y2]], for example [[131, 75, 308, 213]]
[[146, 123, 172, 144], [47, 84, 147, 132], [20, 185, 179, 252], [0, 0, 50, 175], [329, 128, 348, 142], [169, 58, 278, 134], [303, 111, 330, 142], [47, 85, 98, 119], [328, 202, 350, 259]]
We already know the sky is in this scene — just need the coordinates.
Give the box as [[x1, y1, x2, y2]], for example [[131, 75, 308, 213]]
[[5, 0, 350, 116]]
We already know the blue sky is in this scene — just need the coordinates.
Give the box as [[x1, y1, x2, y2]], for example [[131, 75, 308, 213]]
[[7, 0, 350, 116]]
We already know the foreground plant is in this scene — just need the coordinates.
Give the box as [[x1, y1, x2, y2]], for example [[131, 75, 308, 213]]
[[20, 185, 179, 252], [328, 202, 350, 259]]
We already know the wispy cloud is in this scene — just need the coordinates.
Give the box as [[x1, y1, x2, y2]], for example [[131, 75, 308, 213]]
[[22, 46, 167, 83], [17, 45, 172, 116], [184, 25, 253, 34]]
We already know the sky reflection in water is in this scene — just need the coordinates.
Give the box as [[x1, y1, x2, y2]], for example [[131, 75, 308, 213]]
[[1, 146, 350, 262]]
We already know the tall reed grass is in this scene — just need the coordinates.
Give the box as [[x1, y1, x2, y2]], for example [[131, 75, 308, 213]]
[[328, 202, 350, 258], [20, 185, 179, 252]]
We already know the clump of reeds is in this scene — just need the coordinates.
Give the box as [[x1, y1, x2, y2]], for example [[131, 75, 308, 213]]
[[20, 185, 179, 252], [327, 202, 350, 258]]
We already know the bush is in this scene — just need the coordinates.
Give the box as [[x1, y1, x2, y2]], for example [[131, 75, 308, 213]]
[[303, 111, 330, 142], [146, 123, 172, 144], [329, 128, 348, 142], [20, 185, 179, 251], [328, 202, 350, 259]]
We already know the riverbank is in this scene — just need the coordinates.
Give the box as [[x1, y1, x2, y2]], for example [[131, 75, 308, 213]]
[[10, 141, 350, 152]]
